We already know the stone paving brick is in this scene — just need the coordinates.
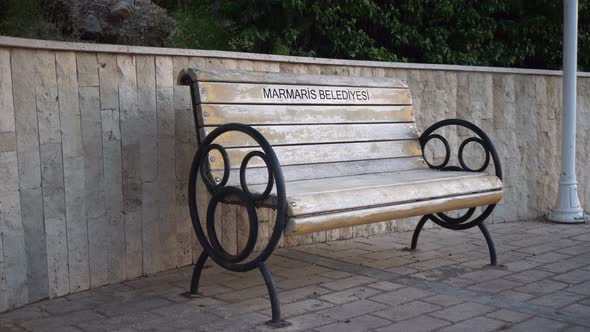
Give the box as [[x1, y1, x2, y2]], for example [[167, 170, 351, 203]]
[[318, 286, 382, 305], [317, 271, 352, 280], [5, 222, 590, 332], [275, 275, 333, 290], [503, 259, 544, 272], [213, 296, 271, 318], [494, 290, 536, 302], [39, 293, 117, 315], [370, 287, 434, 306], [373, 300, 442, 321], [514, 279, 569, 296], [507, 317, 569, 331], [0, 306, 49, 323], [278, 285, 332, 303], [556, 244, 590, 255], [505, 269, 555, 283], [527, 291, 586, 308], [466, 278, 522, 294], [281, 299, 334, 318], [563, 325, 590, 332], [77, 312, 162, 332], [95, 297, 173, 317], [566, 281, 590, 296], [551, 270, 590, 284], [201, 312, 270, 331], [255, 312, 334, 332], [385, 266, 419, 275], [429, 302, 496, 322], [540, 258, 588, 273], [422, 294, 464, 307], [149, 297, 225, 317], [486, 309, 532, 323], [313, 299, 388, 322], [214, 285, 271, 302], [314, 313, 391, 332], [526, 252, 572, 264], [563, 303, 590, 316], [320, 276, 377, 291], [0, 323, 29, 332], [458, 268, 511, 282], [438, 316, 507, 332], [374, 315, 450, 332], [367, 281, 405, 292], [20, 310, 105, 332]]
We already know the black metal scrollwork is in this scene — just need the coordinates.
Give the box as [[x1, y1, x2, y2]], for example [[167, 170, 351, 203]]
[[417, 119, 503, 230], [188, 123, 287, 273], [412, 119, 501, 266]]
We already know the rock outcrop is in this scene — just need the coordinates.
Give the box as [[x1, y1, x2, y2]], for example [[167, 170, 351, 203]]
[[57, 0, 174, 46]]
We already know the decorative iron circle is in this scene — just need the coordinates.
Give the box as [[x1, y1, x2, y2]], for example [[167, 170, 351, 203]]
[[240, 151, 274, 202], [199, 143, 230, 193], [420, 134, 451, 169], [188, 123, 287, 272], [418, 119, 503, 230], [436, 207, 475, 225], [458, 137, 490, 172], [205, 186, 258, 263]]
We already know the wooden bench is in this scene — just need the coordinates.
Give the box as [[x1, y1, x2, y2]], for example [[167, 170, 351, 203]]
[[178, 68, 503, 327]]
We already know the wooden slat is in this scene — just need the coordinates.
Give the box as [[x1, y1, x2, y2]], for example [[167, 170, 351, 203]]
[[98, 53, 126, 283], [198, 105, 414, 126], [173, 56, 194, 267], [136, 55, 160, 275], [155, 55, 177, 270], [286, 175, 503, 217], [203, 123, 418, 147], [118, 54, 143, 279], [285, 191, 504, 235], [35, 50, 69, 297], [197, 82, 411, 105], [1, 48, 29, 308], [217, 156, 427, 186], [182, 67, 408, 88], [210, 140, 421, 169], [56, 51, 90, 293], [79, 86, 108, 288], [281, 169, 486, 196]]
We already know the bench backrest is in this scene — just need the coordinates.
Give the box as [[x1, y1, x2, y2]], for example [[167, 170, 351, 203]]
[[181, 68, 426, 186]]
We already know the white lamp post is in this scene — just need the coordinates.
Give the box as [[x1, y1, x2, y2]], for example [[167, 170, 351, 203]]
[[548, 0, 585, 223]]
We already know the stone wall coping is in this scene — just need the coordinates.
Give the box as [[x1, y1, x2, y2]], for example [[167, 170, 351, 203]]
[[2, 35, 590, 77]]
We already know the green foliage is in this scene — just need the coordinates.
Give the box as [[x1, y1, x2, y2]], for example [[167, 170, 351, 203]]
[[2, 0, 589, 71], [0, 0, 69, 40], [163, 0, 589, 71]]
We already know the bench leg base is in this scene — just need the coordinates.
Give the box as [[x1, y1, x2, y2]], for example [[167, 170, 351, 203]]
[[265, 320, 292, 328], [186, 251, 209, 297], [410, 214, 497, 266], [259, 261, 290, 327], [478, 223, 497, 266]]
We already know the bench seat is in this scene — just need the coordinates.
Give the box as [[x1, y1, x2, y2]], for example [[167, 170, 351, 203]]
[[248, 169, 503, 235], [179, 67, 505, 327]]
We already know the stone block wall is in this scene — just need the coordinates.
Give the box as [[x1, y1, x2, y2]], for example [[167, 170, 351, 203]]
[[0, 36, 588, 311]]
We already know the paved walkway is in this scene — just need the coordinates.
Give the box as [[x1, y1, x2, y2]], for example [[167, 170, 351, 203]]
[[1, 221, 590, 331]]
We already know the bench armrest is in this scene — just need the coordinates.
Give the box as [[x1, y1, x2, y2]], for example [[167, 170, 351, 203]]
[[419, 119, 502, 180], [187, 122, 287, 272]]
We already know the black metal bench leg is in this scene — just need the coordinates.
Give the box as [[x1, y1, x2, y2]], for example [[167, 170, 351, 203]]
[[184, 251, 209, 298], [259, 261, 291, 328], [410, 215, 430, 250], [478, 223, 497, 266]]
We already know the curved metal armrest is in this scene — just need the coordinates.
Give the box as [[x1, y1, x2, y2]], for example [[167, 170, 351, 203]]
[[419, 119, 502, 180], [187, 122, 287, 272]]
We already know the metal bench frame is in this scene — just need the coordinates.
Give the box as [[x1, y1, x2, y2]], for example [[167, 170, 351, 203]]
[[179, 72, 502, 328]]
